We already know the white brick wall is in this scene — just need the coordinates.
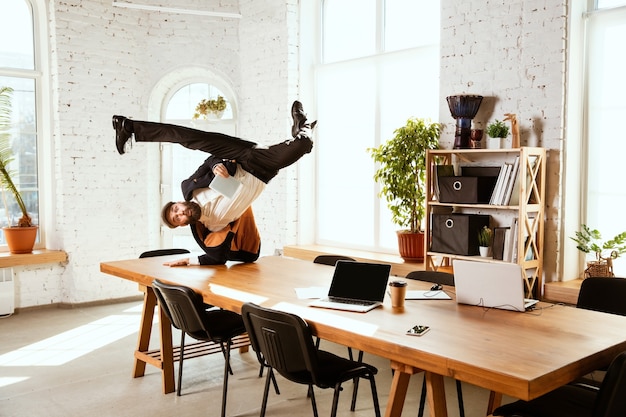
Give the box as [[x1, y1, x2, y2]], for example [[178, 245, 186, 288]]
[[440, 0, 567, 282], [14, 0, 567, 308]]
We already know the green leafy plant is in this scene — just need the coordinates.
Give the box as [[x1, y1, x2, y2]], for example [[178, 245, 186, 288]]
[[0, 86, 33, 227], [486, 119, 510, 138], [368, 117, 441, 233], [478, 226, 493, 247], [193, 95, 227, 119], [570, 224, 626, 260]]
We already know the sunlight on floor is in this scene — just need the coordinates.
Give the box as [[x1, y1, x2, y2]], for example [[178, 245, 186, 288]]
[[0, 304, 143, 368]]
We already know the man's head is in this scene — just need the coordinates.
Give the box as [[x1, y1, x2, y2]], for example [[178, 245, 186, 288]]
[[161, 201, 202, 228]]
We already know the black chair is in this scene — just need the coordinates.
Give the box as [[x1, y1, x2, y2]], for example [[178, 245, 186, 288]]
[[576, 277, 626, 316], [139, 248, 190, 258], [493, 350, 626, 417], [151, 279, 247, 417], [574, 277, 626, 386], [313, 254, 357, 267], [405, 270, 464, 417], [241, 302, 382, 417]]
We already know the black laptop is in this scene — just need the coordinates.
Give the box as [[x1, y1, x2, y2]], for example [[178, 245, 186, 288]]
[[309, 260, 391, 313]]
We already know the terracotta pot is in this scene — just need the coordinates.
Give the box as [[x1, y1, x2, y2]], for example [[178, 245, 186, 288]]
[[397, 231, 425, 262], [3, 226, 38, 254]]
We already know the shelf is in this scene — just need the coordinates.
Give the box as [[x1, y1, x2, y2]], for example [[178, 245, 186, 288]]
[[424, 147, 546, 298]]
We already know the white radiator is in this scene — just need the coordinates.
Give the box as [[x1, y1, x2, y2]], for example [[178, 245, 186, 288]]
[[0, 268, 14, 315]]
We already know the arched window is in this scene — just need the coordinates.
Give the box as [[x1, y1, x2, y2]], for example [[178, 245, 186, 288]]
[[150, 71, 238, 250], [0, 0, 42, 246]]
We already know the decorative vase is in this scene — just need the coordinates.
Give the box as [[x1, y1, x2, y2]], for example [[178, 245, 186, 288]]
[[397, 231, 425, 262], [3, 226, 38, 254]]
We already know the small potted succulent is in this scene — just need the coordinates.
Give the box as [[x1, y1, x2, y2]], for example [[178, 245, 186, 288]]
[[0, 86, 38, 253], [193, 95, 227, 120], [570, 224, 626, 277], [486, 119, 510, 148], [478, 226, 493, 257]]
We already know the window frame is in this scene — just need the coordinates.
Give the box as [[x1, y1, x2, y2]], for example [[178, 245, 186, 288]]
[[0, 0, 50, 251]]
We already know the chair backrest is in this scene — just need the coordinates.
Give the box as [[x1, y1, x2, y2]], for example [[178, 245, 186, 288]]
[[313, 255, 356, 267], [593, 351, 626, 417], [139, 248, 190, 258], [241, 302, 321, 385], [406, 270, 455, 287], [152, 279, 209, 336], [577, 277, 626, 316]]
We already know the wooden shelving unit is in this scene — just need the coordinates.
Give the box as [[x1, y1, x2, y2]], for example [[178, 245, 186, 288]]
[[424, 147, 546, 298]]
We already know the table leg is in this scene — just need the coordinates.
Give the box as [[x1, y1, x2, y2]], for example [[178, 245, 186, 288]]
[[487, 391, 503, 415], [425, 371, 448, 417], [386, 361, 449, 417], [132, 285, 154, 378], [132, 285, 175, 394]]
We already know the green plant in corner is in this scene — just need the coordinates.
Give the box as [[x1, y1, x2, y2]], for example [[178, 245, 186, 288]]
[[478, 226, 493, 247], [486, 119, 510, 139], [367, 117, 441, 233], [570, 224, 626, 261], [0, 86, 33, 228]]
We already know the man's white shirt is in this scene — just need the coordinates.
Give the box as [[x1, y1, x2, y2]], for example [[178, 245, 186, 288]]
[[192, 165, 266, 232]]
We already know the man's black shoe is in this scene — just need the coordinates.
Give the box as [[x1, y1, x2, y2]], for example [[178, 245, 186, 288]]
[[291, 100, 308, 138], [112, 115, 132, 155]]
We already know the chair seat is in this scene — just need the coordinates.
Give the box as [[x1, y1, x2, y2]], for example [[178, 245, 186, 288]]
[[188, 309, 246, 342]]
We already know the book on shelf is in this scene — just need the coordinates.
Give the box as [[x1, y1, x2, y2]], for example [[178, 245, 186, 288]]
[[490, 162, 512, 205], [502, 156, 520, 205]]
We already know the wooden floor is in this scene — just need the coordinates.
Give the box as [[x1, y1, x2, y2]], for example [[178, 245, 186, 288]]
[[283, 244, 582, 305]]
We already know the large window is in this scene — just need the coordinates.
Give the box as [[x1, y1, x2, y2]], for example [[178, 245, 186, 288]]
[[0, 0, 40, 245], [583, 0, 626, 275], [315, 0, 440, 253]]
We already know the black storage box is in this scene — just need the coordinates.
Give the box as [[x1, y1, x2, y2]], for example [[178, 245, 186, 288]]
[[430, 213, 490, 255], [438, 176, 497, 204]]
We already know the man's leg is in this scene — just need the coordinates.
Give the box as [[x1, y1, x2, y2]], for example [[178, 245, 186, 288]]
[[244, 133, 314, 183], [116, 118, 258, 160]]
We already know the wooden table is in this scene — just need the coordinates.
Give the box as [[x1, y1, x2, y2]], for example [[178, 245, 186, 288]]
[[100, 255, 626, 417]]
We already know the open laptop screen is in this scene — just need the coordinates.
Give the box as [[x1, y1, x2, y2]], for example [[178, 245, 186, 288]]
[[328, 261, 391, 302]]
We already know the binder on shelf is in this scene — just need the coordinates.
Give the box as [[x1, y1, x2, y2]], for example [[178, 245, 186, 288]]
[[489, 162, 508, 205], [492, 227, 509, 260]]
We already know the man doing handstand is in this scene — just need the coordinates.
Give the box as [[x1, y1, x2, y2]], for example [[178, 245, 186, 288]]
[[113, 101, 315, 265]]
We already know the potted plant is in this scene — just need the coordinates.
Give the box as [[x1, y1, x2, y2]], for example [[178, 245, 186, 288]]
[[0, 86, 38, 253], [478, 226, 492, 257], [486, 119, 509, 148], [368, 117, 441, 261], [570, 224, 626, 277], [193, 95, 227, 120]]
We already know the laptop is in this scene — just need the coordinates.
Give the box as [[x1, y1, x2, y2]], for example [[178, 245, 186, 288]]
[[309, 260, 392, 313], [453, 260, 538, 311]]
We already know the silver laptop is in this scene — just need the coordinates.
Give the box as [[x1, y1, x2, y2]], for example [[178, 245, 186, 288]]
[[309, 261, 391, 313], [453, 260, 538, 311]]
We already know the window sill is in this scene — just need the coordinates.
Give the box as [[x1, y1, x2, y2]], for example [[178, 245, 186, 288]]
[[0, 249, 68, 268]]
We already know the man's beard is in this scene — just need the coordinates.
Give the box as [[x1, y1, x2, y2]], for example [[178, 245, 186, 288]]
[[183, 201, 202, 224]]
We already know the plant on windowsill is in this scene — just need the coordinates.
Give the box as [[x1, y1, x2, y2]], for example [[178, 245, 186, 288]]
[[0, 86, 38, 254], [570, 224, 626, 278], [368, 117, 441, 262], [193, 95, 227, 120]]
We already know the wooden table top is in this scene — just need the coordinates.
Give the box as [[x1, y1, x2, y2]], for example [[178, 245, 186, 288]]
[[101, 255, 626, 401]]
